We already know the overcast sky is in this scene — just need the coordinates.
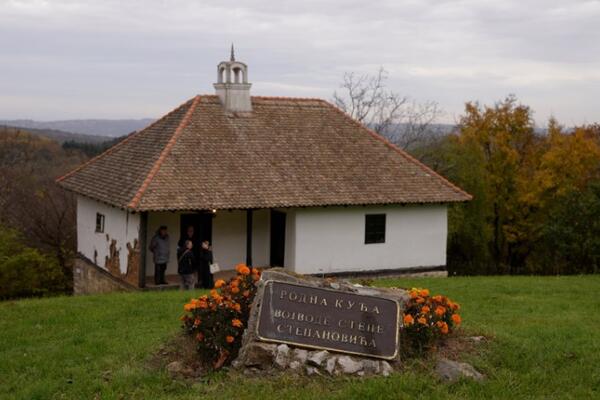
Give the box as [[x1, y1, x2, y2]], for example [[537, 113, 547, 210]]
[[1, 0, 599, 126]]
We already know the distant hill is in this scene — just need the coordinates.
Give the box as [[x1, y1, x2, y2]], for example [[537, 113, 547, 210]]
[[0, 118, 155, 138], [0, 125, 112, 144]]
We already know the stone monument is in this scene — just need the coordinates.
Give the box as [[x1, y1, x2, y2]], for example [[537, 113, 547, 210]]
[[233, 269, 409, 376]]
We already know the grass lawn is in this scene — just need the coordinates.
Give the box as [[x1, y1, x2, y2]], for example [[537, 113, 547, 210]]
[[1, 275, 599, 399]]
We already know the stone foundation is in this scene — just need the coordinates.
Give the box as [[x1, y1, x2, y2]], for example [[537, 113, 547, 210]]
[[73, 255, 137, 295]]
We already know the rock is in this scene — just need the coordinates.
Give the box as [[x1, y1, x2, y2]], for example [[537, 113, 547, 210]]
[[468, 336, 487, 343], [307, 350, 329, 367], [362, 359, 381, 374], [166, 361, 184, 375], [274, 344, 290, 369], [292, 348, 308, 364], [306, 366, 321, 376], [289, 360, 302, 370], [381, 361, 393, 377], [337, 355, 363, 374], [325, 356, 337, 375], [435, 358, 484, 382], [243, 342, 276, 367]]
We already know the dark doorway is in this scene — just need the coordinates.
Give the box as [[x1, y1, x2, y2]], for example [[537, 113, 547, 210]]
[[180, 213, 213, 245], [270, 210, 286, 267]]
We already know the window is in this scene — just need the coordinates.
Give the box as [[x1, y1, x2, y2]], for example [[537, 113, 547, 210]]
[[95, 213, 105, 233], [365, 214, 386, 244]]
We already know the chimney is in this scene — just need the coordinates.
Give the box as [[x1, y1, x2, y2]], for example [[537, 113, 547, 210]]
[[213, 45, 252, 112]]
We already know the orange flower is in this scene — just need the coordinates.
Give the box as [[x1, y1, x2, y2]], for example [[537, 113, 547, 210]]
[[403, 314, 414, 326], [233, 303, 241, 312], [226, 335, 235, 343], [193, 318, 201, 326], [251, 268, 260, 275], [435, 306, 446, 316], [242, 290, 250, 298], [439, 321, 449, 334], [419, 289, 430, 297], [451, 313, 462, 325], [239, 266, 251, 275], [232, 318, 243, 328], [421, 305, 430, 314], [230, 279, 240, 288], [231, 286, 240, 294], [409, 289, 419, 299], [235, 263, 247, 273], [418, 316, 428, 325], [432, 295, 444, 303], [196, 333, 204, 341], [210, 289, 219, 299], [415, 297, 425, 304], [252, 274, 260, 282], [198, 300, 208, 309], [184, 303, 194, 312], [214, 279, 226, 288]]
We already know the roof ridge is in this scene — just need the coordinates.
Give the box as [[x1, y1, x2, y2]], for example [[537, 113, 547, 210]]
[[321, 99, 472, 201], [198, 94, 327, 102], [127, 95, 201, 210], [56, 97, 196, 184], [251, 96, 327, 102]]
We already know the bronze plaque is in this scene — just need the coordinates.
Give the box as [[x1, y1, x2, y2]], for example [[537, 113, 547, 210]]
[[256, 280, 400, 359]]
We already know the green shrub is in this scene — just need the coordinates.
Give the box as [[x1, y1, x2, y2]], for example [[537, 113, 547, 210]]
[[0, 227, 69, 299]]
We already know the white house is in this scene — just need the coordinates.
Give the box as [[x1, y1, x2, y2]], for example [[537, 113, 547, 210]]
[[57, 51, 471, 293]]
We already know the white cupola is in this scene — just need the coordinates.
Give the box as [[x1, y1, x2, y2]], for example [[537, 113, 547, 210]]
[[213, 45, 252, 113]]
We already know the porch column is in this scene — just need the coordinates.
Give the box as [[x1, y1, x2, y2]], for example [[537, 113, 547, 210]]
[[246, 209, 253, 266], [138, 212, 148, 288]]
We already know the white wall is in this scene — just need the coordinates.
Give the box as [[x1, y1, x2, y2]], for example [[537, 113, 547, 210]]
[[212, 209, 271, 269], [211, 211, 246, 271], [77, 195, 140, 274], [284, 209, 296, 270], [252, 209, 270, 267], [291, 205, 448, 275]]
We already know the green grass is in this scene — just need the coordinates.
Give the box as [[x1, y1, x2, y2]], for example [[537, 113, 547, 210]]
[[1, 276, 599, 399]]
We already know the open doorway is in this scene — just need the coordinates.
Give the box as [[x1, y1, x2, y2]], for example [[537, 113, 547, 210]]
[[270, 210, 286, 267], [180, 213, 213, 245]]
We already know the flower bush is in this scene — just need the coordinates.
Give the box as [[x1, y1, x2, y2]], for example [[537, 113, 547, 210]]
[[181, 263, 261, 368], [402, 288, 461, 354]]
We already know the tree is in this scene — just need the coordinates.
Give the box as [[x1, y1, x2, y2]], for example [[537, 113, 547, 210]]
[[454, 95, 538, 273], [332, 67, 442, 153]]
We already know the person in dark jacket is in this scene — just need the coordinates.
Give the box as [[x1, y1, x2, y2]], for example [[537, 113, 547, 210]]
[[177, 240, 196, 290], [149, 225, 170, 285], [198, 240, 214, 289], [178, 225, 200, 284]]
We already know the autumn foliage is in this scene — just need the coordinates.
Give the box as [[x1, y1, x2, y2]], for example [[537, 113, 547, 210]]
[[181, 264, 261, 368], [427, 96, 600, 275]]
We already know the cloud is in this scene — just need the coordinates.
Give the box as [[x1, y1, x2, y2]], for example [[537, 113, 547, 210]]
[[0, 0, 599, 125]]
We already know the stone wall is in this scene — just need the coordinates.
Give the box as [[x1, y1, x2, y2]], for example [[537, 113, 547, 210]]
[[73, 255, 138, 295]]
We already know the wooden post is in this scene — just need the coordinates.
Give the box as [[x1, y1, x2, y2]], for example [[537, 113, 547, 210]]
[[246, 209, 253, 267], [138, 212, 148, 288]]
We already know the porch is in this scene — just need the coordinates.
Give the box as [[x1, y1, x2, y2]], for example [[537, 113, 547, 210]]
[[140, 208, 290, 288]]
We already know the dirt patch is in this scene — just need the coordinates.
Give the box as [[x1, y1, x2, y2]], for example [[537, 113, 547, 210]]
[[437, 332, 491, 361], [148, 333, 207, 380]]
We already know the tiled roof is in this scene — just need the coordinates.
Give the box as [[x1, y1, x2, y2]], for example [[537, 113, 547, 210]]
[[57, 95, 471, 211]]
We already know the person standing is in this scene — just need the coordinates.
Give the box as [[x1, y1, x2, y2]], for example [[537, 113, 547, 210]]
[[178, 225, 200, 284], [177, 240, 196, 290], [198, 240, 214, 289], [149, 225, 170, 285]]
